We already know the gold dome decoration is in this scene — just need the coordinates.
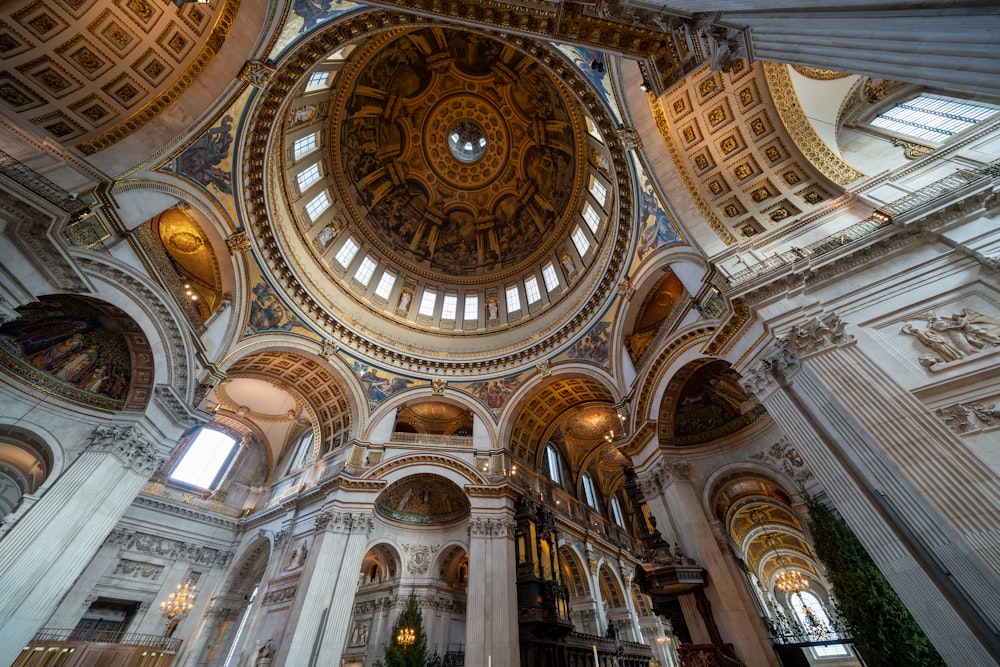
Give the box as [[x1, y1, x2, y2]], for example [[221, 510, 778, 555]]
[[791, 66, 850, 81]]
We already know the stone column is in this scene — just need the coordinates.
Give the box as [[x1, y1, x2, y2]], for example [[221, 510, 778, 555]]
[[466, 514, 519, 667], [641, 461, 779, 666], [0, 424, 167, 666], [276, 510, 372, 666], [739, 315, 1000, 664]]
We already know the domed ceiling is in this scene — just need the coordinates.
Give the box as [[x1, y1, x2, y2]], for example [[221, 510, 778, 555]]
[[335, 27, 586, 282], [244, 18, 633, 373]]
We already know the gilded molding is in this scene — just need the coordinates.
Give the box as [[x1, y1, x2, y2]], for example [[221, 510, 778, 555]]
[[704, 298, 754, 356], [651, 96, 735, 245], [762, 63, 864, 187], [74, 0, 241, 155]]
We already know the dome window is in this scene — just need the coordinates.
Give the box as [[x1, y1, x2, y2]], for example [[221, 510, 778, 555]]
[[448, 120, 488, 162]]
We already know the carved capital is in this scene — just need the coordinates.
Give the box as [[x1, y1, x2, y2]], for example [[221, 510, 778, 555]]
[[316, 511, 373, 535], [225, 231, 251, 254], [741, 344, 802, 400], [468, 516, 515, 538], [639, 459, 690, 494], [88, 425, 166, 477], [782, 313, 854, 357], [239, 60, 274, 87]]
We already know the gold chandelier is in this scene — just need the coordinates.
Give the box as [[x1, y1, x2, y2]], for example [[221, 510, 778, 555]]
[[159, 579, 197, 619], [775, 568, 809, 594], [396, 627, 416, 646]]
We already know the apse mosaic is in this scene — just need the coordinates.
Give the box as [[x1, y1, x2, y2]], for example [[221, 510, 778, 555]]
[[671, 360, 766, 446], [375, 474, 470, 525], [0, 297, 142, 410]]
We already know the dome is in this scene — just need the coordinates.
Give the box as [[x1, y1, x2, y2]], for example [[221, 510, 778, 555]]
[[246, 23, 631, 373]]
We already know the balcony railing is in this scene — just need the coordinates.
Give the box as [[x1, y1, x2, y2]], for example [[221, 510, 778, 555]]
[[388, 432, 474, 447], [32, 628, 180, 650], [725, 166, 993, 290], [13, 628, 180, 667]]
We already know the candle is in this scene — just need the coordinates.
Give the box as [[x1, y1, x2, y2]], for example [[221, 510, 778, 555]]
[[488, 656, 492, 667], [593, 644, 599, 665]]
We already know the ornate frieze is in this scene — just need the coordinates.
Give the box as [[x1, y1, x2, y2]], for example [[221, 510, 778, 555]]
[[315, 511, 373, 535], [468, 516, 516, 538], [261, 585, 297, 606], [88, 424, 166, 477], [935, 400, 1000, 435], [113, 558, 164, 580], [353, 593, 466, 615], [106, 527, 234, 567], [748, 438, 813, 485], [401, 543, 441, 575]]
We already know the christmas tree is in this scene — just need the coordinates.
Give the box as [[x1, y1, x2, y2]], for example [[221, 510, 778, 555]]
[[383, 593, 428, 667]]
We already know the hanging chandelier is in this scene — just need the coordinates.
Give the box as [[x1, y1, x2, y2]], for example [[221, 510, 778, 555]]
[[396, 627, 416, 646], [159, 579, 197, 619], [775, 568, 809, 594]]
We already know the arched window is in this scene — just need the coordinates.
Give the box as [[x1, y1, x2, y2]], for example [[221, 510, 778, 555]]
[[545, 443, 562, 486], [870, 94, 998, 143], [170, 428, 238, 490], [582, 472, 599, 510], [610, 495, 627, 528], [286, 429, 314, 474], [789, 590, 849, 657]]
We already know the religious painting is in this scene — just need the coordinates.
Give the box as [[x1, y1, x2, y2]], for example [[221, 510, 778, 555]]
[[244, 280, 311, 337], [568, 321, 610, 367], [633, 153, 682, 260], [351, 360, 413, 407], [172, 115, 233, 194], [557, 45, 623, 124], [0, 297, 136, 409], [464, 374, 523, 414], [375, 475, 470, 524]]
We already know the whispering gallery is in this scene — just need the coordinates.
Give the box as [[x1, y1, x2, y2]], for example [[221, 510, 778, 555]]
[[1, 1, 1000, 666]]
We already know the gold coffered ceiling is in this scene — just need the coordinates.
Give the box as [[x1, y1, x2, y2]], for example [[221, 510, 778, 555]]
[[0, 0, 236, 154]]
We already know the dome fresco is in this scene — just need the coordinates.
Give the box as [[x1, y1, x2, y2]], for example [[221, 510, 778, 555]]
[[252, 19, 632, 369]]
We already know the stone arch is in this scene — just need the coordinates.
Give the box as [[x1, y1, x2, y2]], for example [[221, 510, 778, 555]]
[[598, 562, 626, 609], [0, 425, 55, 520], [0, 294, 155, 412], [364, 453, 488, 489]]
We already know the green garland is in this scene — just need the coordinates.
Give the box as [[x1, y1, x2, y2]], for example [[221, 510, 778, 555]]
[[384, 593, 429, 667], [805, 497, 945, 667]]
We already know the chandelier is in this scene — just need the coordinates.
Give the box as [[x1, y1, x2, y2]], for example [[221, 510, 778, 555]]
[[396, 627, 416, 646], [159, 579, 197, 619], [775, 569, 809, 594]]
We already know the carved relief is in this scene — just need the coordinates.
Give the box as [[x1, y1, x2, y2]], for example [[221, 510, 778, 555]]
[[315, 511, 373, 535], [749, 439, 813, 484], [900, 308, 1000, 372], [935, 400, 1000, 434], [468, 516, 515, 538], [401, 543, 441, 575], [261, 585, 296, 606], [113, 558, 164, 580]]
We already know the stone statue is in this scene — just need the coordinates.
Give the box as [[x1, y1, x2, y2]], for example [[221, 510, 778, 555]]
[[255, 639, 274, 667]]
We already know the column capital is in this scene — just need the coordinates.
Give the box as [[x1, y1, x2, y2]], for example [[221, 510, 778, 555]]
[[315, 510, 373, 535], [468, 515, 516, 538], [782, 312, 855, 358], [740, 343, 802, 401], [639, 458, 690, 496], [88, 424, 167, 477]]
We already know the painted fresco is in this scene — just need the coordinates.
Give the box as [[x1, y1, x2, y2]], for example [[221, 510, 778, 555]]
[[634, 152, 683, 260], [271, 1, 362, 56], [173, 115, 234, 195], [464, 374, 524, 414], [567, 321, 611, 367], [351, 360, 414, 407], [555, 45, 622, 123], [376, 475, 470, 524], [0, 298, 132, 407], [243, 268, 313, 338]]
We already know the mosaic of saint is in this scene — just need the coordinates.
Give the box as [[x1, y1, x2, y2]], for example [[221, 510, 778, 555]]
[[173, 115, 233, 195], [568, 321, 610, 366], [376, 475, 470, 525], [335, 27, 585, 280], [672, 360, 766, 446], [0, 298, 134, 406]]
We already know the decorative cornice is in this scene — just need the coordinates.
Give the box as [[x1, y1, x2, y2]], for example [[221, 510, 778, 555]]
[[134, 490, 241, 527], [704, 298, 754, 356], [88, 424, 166, 477], [762, 63, 864, 187], [106, 526, 234, 567]]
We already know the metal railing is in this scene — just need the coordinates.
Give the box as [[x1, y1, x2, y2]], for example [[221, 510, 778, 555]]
[[725, 166, 994, 289], [32, 628, 181, 651], [388, 432, 474, 447], [0, 149, 95, 214]]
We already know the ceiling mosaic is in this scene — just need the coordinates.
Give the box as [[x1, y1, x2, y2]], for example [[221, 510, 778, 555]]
[[0, 0, 235, 154]]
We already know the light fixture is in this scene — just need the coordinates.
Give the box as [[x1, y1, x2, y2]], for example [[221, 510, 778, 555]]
[[775, 568, 809, 594], [640, 81, 651, 93], [396, 627, 416, 645], [159, 579, 197, 620]]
